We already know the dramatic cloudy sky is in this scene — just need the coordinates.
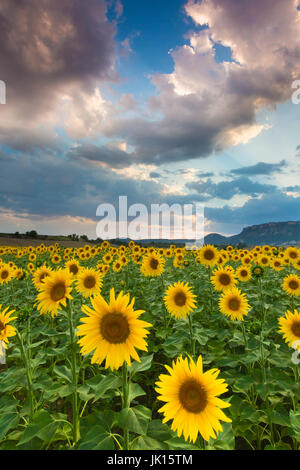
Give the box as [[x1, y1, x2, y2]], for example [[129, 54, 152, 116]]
[[0, 0, 300, 238]]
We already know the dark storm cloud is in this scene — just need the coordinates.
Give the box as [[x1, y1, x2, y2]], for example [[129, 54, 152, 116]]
[[230, 160, 286, 176], [66, 143, 133, 169], [0, 0, 117, 151], [187, 176, 276, 201], [0, 0, 116, 114], [102, 0, 300, 165], [0, 150, 163, 219], [205, 190, 300, 226]]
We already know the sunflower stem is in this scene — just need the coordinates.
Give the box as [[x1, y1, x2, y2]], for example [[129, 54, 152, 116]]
[[66, 299, 80, 446], [188, 313, 195, 358], [241, 320, 248, 350], [16, 329, 34, 420], [258, 277, 266, 384], [122, 363, 130, 450]]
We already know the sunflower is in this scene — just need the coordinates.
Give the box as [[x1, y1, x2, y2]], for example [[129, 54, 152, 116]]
[[252, 265, 264, 278], [164, 282, 197, 319], [51, 254, 61, 265], [236, 265, 252, 282], [282, 274, 300, 297], [198, 245, 218, 267], [33, 265, 52, 291], [112, 259, 122, 273], [0, 305, 17, 347], [270, 257, 283, 271], [219, 287, 250, 321], [278, 309, 300, 350], [285, 247, 299, 263], [0, 265, 13, 284], [258, 255, 270, 267], [66, 259, 81, 278], [102, 252, 113, 264], [141, 253, 165, 277], [211, 267, 237, 292], [76, 268, 103, 298], [36, 269, 73, 317], [15, 268, 25, 280], [77, 288, 152, 370], [27, 262, 35, 273], [155, 355, 231, 443]]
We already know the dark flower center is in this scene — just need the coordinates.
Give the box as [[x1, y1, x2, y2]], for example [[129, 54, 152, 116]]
[[228, 297, 240, 311], [84, 275, 96, 289], [50, 282, 66, 302], [291, 321, 300, 337], [179, 380, 207, 413], [70, 264, 78, 275], [150, 258, 159, 270], [289, 280, 299, 290], [0, 320, 5, 333], [204, 249, 214, 260], [1, 270, 8, 280], [39, 273, 49, 283], [174, 291, 187, 307], [219, 273, 230, 285], [100, 313, 130, 344]]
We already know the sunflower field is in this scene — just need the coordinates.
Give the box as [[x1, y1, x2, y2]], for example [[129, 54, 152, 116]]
[[0, 241, 300, 451]]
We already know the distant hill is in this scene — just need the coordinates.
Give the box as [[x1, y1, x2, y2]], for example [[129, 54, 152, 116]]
[[205, 221, 300, 247]]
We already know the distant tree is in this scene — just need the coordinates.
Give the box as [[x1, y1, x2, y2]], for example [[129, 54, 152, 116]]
[[81, 235, 89, 242], [25, 230, 38, 238]]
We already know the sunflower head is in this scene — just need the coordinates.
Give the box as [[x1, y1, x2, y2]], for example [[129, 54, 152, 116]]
[[211, 267, 237, 292], [279, 309, 300, 350], [236, 266, 251, 282], [155, 355, 231, 443], [0, 305, 17, 347], [164, 282, 197, 319], [36, 269, 73, 317], [219, 287, 250, 321], [282, 274, 300, 297], [198, 245, 218, 267], [141, 253, 165, 277], [77, 288, 152, 370], [251, 265, 264, 278], [76, 268, 103, 298]]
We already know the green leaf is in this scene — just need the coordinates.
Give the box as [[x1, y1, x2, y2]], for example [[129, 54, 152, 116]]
[[206, 423, 235, 450], [129, 354, 154, 376], [118, 407, 148, 435], [290, 408, 300, 441], [90, 374, 122, 402], [78, 426, 115, 450], [17, 410, 59, 446], [131, 435, 167, 450], [53, 365, 72, 383], [0, 413, 20, 441], [128, 383, 146, 404]]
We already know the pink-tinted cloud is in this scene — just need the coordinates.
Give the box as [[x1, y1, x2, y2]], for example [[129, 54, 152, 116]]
[[0, 0, 117, 146], [102, 0, 300, 164]]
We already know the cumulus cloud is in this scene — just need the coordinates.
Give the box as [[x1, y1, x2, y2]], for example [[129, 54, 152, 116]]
[[0, 148, 164, 221], [102, 0, 300, 165], [66, 142, 133, 169], [230, 160, 286, 176], [0, 0, 117, 147], [187, 176, 277, 201], [206, 190, 300, 226]]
